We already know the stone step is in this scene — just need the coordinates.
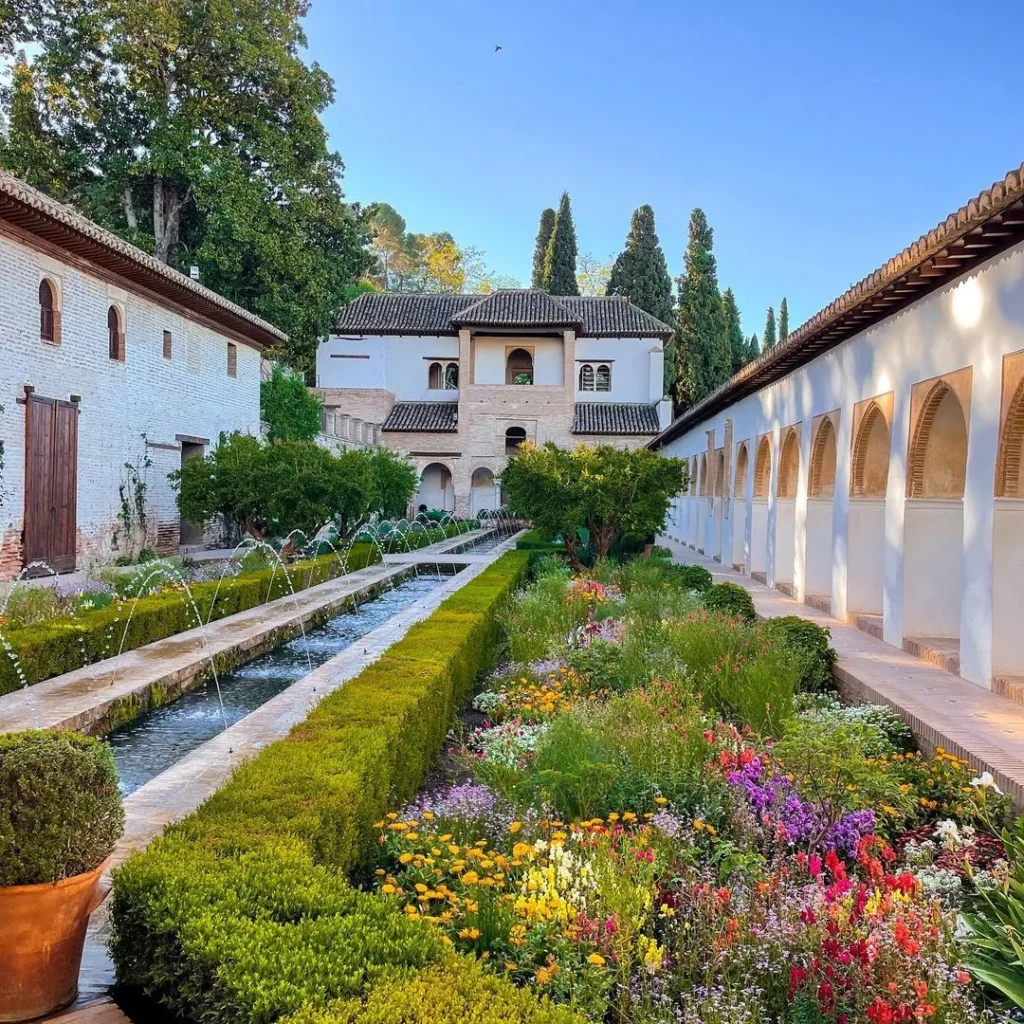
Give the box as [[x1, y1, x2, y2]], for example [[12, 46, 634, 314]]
[[805, 593, 832, 615], [775, 580, 796, 598], [853, 613, 884, 640], [993, 675, 1024, 707], [902, 635, 961, 676]]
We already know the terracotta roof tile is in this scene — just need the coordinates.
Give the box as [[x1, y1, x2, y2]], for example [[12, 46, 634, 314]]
[[451, 289, 583, 329], [572, 402, 661, 435], [381, 401, 459, 433]]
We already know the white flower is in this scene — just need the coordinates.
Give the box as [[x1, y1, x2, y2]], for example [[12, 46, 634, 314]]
[[970, 771, 1003, 795], [935, 819, 961, 850]]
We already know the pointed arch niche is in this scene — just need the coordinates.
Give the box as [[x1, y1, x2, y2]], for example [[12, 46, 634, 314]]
[[732, 440, 750, 572], [993, 351, 1024, 679], [774, 424, 801, 586], [685, 456, 699, 547], [805, 411, 839, 602], [712, 447, 726, 561], [697, 452, 709, 552], [750, 434, 772, 578], [903, 368, 971, 645], [847, 393, 892, 619]]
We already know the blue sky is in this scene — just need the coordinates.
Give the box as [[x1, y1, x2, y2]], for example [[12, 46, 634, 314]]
[[305, 0, 1024, 339]]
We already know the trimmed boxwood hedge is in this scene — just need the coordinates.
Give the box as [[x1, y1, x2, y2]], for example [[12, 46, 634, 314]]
[[109, 550, 531, 1023], [0, 523, 471, 695]]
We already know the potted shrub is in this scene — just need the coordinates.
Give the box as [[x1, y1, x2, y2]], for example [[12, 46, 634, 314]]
[[0, 730, 124, 1021]]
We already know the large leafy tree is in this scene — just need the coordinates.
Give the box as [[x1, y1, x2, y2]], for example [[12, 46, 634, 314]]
[[542, 191, 579, 296], [500, 442, 686, 571], [722, 288, 746, 375], [779, 297, 790, 342], [260, 364, 324, 442], [1, 0, 370, 376], [763, 306, 778, 350], [605, 204, 674, 327], [673, 209, 729, 411], [531, 207, 555, 288], [747, 332, 760, 363]]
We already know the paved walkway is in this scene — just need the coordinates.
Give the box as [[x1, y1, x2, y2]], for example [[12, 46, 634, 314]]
[[0, 529, 498, 736], [660, 536, 1024, 809]]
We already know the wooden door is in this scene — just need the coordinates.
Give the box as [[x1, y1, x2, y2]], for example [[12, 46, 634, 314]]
[[24, 395, 79, 573]]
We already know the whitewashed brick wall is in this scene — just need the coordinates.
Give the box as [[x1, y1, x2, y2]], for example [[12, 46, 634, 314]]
[[0, 231, 262, 578]]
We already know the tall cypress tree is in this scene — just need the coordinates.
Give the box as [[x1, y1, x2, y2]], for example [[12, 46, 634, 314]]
[[673, 208, 729, 411], [722, 288, 746, 374], [747, 333, 760, 362], [779, 297, 789, 341], [531, 208, 556, 288], [606, 204, 674, 325], [763, 306, 777, 350], [542, 191, 579, 296]]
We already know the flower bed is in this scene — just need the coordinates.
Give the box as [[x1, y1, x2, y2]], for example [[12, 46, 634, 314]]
[[0, 522, 470, 694], [109, 551, 536, 1023]]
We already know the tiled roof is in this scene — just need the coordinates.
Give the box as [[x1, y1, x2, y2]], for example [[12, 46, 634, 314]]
[[572, 402, 661, 435], [381, 401, 459, 433], [452, 290, 583, 329], [0, 169, 286, 348], [653, 161, 1024, 448], [335, 290, 673, 339]]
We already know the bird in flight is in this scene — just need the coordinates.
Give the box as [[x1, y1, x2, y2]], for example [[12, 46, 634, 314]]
[[494, 44, 502, 52]]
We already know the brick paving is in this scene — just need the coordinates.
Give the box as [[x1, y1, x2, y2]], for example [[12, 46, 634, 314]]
[[659, 536, 1024, 810]]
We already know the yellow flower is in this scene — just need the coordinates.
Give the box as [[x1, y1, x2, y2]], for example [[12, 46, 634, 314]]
[[462, 870, 480, 885], [509, 821, 523, 833], [588, 953, 606, 966], [654, 796, 668, 806], [693, 819, 705, 831], [458, 927, 481, 940], [399, 852, 414, 865], [381, 884, 396, 895]]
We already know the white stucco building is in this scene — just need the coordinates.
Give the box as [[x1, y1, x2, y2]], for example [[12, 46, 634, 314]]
[[316, 289, 673, 515], [654, 162, 1024, 695], [0, 170, 285, 579]]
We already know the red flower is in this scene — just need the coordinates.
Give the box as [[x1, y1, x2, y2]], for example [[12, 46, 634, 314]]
[[866, 998, 894, 1024]]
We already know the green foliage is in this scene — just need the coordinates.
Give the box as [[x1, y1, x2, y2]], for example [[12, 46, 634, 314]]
[[722, 287, 747, 374], [0, 545, 380, 694], [531, 208, 556, 289], [794, 695, 914, 755], [283, 958, 584, 1024], [605, 204, 674, 328], [3, 0, 371, 374], [109, 553, 530, 1021], [670, 563, 714, 593], [761, 615, 837, 692], [515, 529, 566, 552], [542, 192, 579, 296], [702, 581, 756, 623], [673, 208, 730, 410], [0, 583, 60, 629], [763, 305, 777, 350], [747, 332, 760, 362], [500, 442, 686, 570], [502, 570, 586, 664], [0, 730, 124, 885], [261, 363, 324, 442], [363, 445, 419, 518], [778, 296, 789, 341]]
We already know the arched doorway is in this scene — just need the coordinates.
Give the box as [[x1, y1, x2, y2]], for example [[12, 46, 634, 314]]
[[416, 463, 455, 513], [712, 448, 725, 561], [903, 376, 969, 651], [750, 435, 771, 578], [698, 452, 709, 553], [505, 349, 534, 385], [805, 414, 838, 604], [848, 397, 891, 622], [732, 442, 749, 571], [774, 426, 800, 587], [470, 467, 498, 516]]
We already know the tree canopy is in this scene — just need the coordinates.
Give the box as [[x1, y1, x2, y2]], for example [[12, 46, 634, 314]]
[[779, 297, 789, 342], [606, 204, 674, 327], [531, 208, 555, 288], [260, 364, 324, 443], [542, 191, 579, 296], [500, 442, 686, 570], [0, 0, 371, 376], [722, 288, 746, 375], [763, 306, 778, 350]]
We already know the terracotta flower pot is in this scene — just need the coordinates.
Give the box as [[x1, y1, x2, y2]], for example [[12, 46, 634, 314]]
[[0, 858, 110, 1022]]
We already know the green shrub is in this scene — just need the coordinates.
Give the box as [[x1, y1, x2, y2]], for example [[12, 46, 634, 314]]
[[501, 571, 588, 664], [0, 544, 381, 695], [761, 616, 837, 692], [701, 581, 756, 623], [670, 563, 714, 593], [110, 552, 530, 1020], [0, 730, 124, 885], [282, 958, 584, 1024], [516, 529, 566, 552]]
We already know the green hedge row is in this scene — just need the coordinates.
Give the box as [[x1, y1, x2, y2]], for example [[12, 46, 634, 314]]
[[110, 550, 532, 1024], [0, 523, 470, 695], [515, 529, 566, 552]]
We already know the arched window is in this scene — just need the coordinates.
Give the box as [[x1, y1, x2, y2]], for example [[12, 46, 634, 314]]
[[908, 382, 968, 498], [777, 428, 800, 498], [428, 361, 443, 389], [734, 443, 749, 497], [852, 402, 891, 497], [579, 364, 594, 391], [809, 418, 838, 498], [997, 380, 1024, 497], [39, 279, 58, 343], [713, 450, 725, 496], [444, 362, 459, 389], [698, 453, 708, 497], [107, 305, 124, 361], [505, 426, 527, 453], [506, 348, 533, 385], [754, 437, 772, 498], [596, 364, 611, 392], [689, 457, 697, 495]]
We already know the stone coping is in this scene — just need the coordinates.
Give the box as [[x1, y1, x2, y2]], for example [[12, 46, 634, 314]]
[[659, 536, 1024, 810]]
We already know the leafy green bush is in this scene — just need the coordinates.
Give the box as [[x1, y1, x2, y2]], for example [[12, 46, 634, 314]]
[[670, 563, 714, 593], [761, 615, 838, 692], [795, 695, 914, 755], [516, 529, 566, 552], [110, 552, 531, 1021], [0, 544, 382, 694], [0, 730, 124, 885], [282, 958, 584, 1024], [501, 572, 588, 664], [701, 581, 756, 623]]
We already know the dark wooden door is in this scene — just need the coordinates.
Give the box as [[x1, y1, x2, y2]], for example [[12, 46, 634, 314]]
[[24, 394, 79, 573]]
